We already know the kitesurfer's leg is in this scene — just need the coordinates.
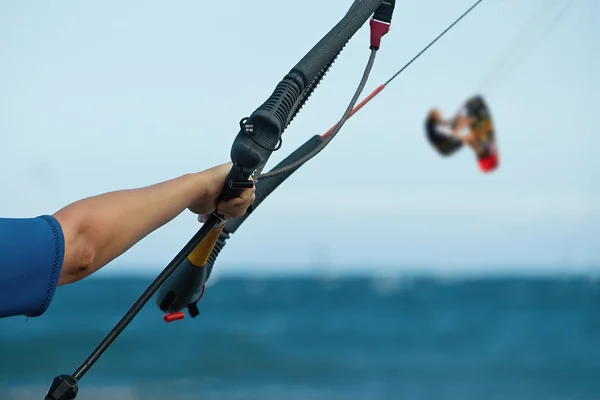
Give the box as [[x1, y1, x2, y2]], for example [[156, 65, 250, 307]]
[[460, 132, 484, 155], [455, 115, 476, 131], [439, 136, 463, 156]]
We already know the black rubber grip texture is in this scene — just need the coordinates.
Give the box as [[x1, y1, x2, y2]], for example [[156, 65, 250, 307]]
[[229, 72, 305, 177], [229, 0, 383, 177], [156, 135, 324, 313], [286, 0, 380, 128], [286, 49, 343, 128], [253, 71, 307, 137], [292, 0, 384, 86]]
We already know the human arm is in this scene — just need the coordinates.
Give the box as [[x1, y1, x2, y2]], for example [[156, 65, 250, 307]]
[[0, 216, 65, 318], [0, 162, 253, 319], [452, 115, 476, 135], [435, 116, 475, 139], [53, 162, 254, 286]]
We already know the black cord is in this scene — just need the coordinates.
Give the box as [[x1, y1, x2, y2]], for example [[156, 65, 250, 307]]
[[478, 0, 571, 91], [384, 0, 485, 86], [71, 216, 220, 380], [257, 0, 487, 180], [256, 49, 378, 180]]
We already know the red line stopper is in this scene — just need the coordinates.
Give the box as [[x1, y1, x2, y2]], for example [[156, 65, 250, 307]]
[[164, 311, 185, 323], [370, 19, 391, 50]]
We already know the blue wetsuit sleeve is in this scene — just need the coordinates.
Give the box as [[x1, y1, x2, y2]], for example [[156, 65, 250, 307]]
[[0, 215, 65, 318]]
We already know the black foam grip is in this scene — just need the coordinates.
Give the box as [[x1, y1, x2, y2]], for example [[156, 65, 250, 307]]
[[252, 72, 307, 136], [229, 0, 383, 176], [292, 0, 383, 81], [229, 73, 306, 176], [287, 49, 343, 128]]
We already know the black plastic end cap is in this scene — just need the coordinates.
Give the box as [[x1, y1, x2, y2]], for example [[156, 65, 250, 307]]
[[229, 180, 255, 189], [45, 374, 79, 400], [187, 303, 200, 318], [373, 0, 396, 24]]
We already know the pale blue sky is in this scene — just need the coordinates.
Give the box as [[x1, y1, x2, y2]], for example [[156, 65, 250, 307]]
[[1, 0, 598, 276]]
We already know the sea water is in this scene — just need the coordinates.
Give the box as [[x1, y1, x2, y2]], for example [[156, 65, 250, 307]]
[[1, 275, 599, 400]]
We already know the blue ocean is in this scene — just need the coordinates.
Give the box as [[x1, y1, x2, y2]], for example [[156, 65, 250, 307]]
[[1, 275, 599, 400]]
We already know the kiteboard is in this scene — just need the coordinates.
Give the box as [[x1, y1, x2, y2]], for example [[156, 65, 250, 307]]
[[425, 95, 499, 173], [464, 95, 499, 173]]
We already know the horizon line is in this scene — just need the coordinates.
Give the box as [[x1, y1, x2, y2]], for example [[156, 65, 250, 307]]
[[92, 263, 600, 280]]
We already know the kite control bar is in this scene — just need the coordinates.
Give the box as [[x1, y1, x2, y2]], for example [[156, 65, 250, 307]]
[[158, 0, 396, 320], [157, 135, 328, 319], [44, 1, 393, 399], [228, 0, 389, 175]]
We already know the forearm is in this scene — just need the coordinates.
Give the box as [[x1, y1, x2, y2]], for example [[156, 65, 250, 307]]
[[53, 172, 214, 285]]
